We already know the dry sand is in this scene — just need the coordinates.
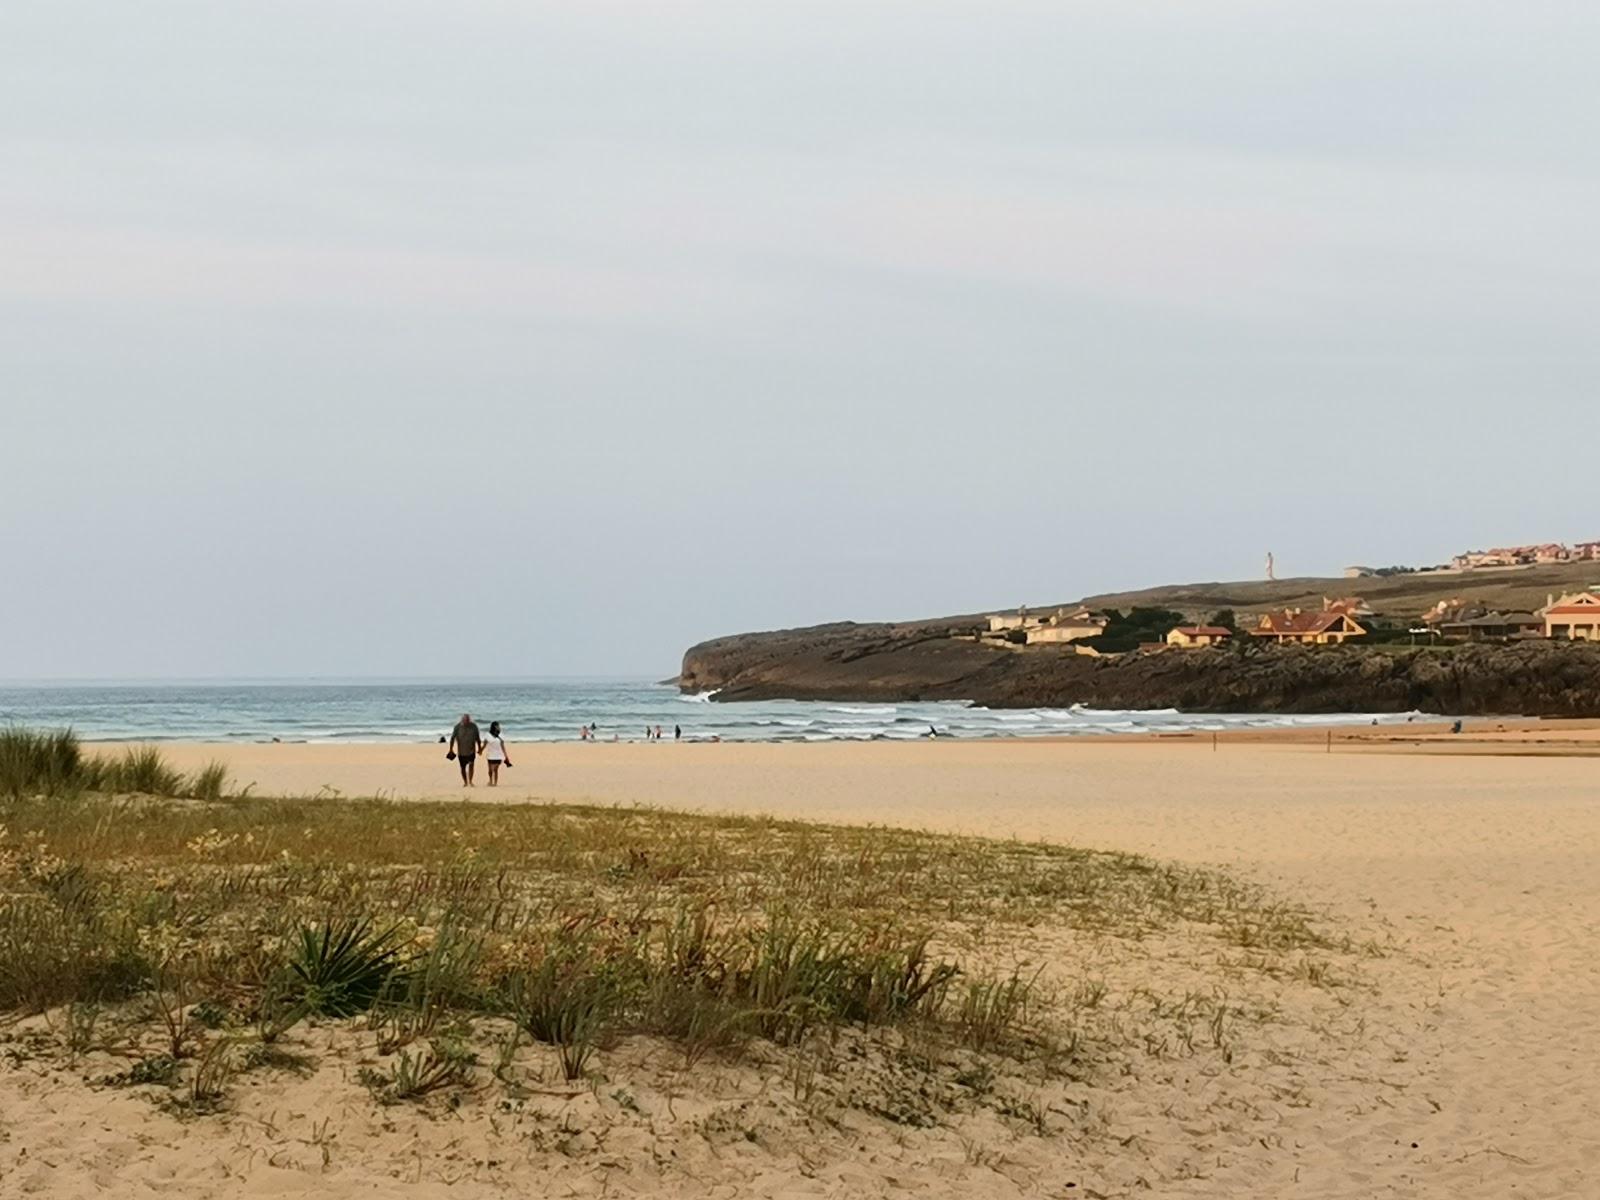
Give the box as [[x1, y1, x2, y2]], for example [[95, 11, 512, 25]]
[[7, 733, 1599, 1197]]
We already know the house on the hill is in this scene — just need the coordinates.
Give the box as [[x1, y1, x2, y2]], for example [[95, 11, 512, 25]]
[[1166, 625, 1232, 649], [1420, 598, 1467, 628], [1438, 611, 1542, 642], [1024, 607, 1109, 645], [987, 607, 1041, 633], [1249, 609, 1367, 645], [1542, 591, 1600, 640], [1322, 596, 1374, 618]]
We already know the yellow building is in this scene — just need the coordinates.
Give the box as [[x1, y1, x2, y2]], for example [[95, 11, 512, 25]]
[[986, 608, 1040, 633], [1023, 607, 1108, 645], [1542, 591, 1600, 640], [1166, 624, 1232, 648]]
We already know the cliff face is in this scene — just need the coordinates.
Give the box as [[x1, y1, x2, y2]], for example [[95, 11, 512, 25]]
[[679, 626, 1600, 716]]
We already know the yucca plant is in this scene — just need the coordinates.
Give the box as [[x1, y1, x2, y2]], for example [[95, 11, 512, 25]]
[[285, 918, 409, 1017]]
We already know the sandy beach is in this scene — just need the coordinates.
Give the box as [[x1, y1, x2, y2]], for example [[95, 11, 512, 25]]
[[8, 732, 1599, 1197]]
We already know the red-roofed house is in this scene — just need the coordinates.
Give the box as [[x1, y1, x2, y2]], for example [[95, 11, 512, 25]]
[[1166, 625, 1233, 649], [1249, 609, 1367, 645], [1542, 591, 1600, 640], [1322, 596, 1374, 617]]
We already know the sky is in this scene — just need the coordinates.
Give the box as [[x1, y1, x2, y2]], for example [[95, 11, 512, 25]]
[[3, 1, 1598, 679]]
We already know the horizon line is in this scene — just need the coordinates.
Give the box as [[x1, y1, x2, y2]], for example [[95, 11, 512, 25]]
[[0, 673, 679, 687]]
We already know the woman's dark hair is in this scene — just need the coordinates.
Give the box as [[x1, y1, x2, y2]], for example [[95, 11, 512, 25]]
[[489, 721, 501, 736]]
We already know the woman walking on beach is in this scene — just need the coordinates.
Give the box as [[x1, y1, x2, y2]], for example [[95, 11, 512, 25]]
[[483, 721, 512, 786]]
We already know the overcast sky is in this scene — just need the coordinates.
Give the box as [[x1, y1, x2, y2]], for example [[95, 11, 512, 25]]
[[3, 1, 1597, 679]]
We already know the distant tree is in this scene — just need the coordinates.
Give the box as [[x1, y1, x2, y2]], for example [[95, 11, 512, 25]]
[[1095, 607, 1185, 653], [1208, 609, 1238, 631]]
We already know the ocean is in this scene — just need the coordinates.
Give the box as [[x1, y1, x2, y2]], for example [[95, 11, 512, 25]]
[[0, 679, 1428, 743]]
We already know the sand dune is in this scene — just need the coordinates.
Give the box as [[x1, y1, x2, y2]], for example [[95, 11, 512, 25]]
[[6, 736, 1598, 1196]]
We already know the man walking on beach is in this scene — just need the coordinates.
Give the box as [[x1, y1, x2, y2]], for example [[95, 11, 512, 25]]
[[448, 712, 482, 787]]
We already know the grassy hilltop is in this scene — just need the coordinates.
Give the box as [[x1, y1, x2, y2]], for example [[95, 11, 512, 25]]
[[1075, 561, 1599, 624]]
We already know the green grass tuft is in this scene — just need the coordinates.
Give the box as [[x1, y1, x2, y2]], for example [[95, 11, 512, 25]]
[[0, 726, 84, 799]]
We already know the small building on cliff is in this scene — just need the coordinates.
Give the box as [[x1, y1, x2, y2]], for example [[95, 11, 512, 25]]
[[1542, 591, 1600, 640], [987, 607, 1041, 633], [1249, 609, 1367, 645], [1322, 596, 1374, 618], [1438, 611, 1542, 642], [1024, 607, 1109, 645], [1166, 625, 1233, 649]]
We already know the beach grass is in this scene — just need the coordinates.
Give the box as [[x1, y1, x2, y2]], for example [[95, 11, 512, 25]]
[[1, 726, 230, 802], [0, 726, 85, 800], [0, 728, 1356, 1136]]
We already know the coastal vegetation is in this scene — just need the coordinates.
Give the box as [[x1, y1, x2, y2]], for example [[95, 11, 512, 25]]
[[1091, 607, 1187, 653], [1, 730, 1365, 1156], [0, 727, 228, 803]]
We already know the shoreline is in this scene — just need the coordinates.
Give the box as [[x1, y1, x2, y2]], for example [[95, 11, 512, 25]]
[[82, 717, 1600, 818], [85, 714, 1600, 753]]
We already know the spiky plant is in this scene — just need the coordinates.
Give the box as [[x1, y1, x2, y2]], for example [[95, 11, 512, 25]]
[[285, 918, 409, 1016]]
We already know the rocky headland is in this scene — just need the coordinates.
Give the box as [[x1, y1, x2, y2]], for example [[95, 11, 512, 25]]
[[678, 621, 1600, 716]]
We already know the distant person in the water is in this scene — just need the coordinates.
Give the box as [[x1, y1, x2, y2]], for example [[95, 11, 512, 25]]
[[654, 725, 663, 741], [483, 720, 511, 786], [674, 724, 681, 741], [447, 713, 482, 787]]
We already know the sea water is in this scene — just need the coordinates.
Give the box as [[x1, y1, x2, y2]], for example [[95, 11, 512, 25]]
[[0, 679, 1429, 743]]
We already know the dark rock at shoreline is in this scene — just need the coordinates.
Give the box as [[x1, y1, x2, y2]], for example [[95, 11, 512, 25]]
[[679, 624, 1600, 716]]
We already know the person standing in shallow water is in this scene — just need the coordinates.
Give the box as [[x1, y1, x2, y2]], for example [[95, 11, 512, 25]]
[[483, 721, 511, 786], [448, 712, 482, 787]]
